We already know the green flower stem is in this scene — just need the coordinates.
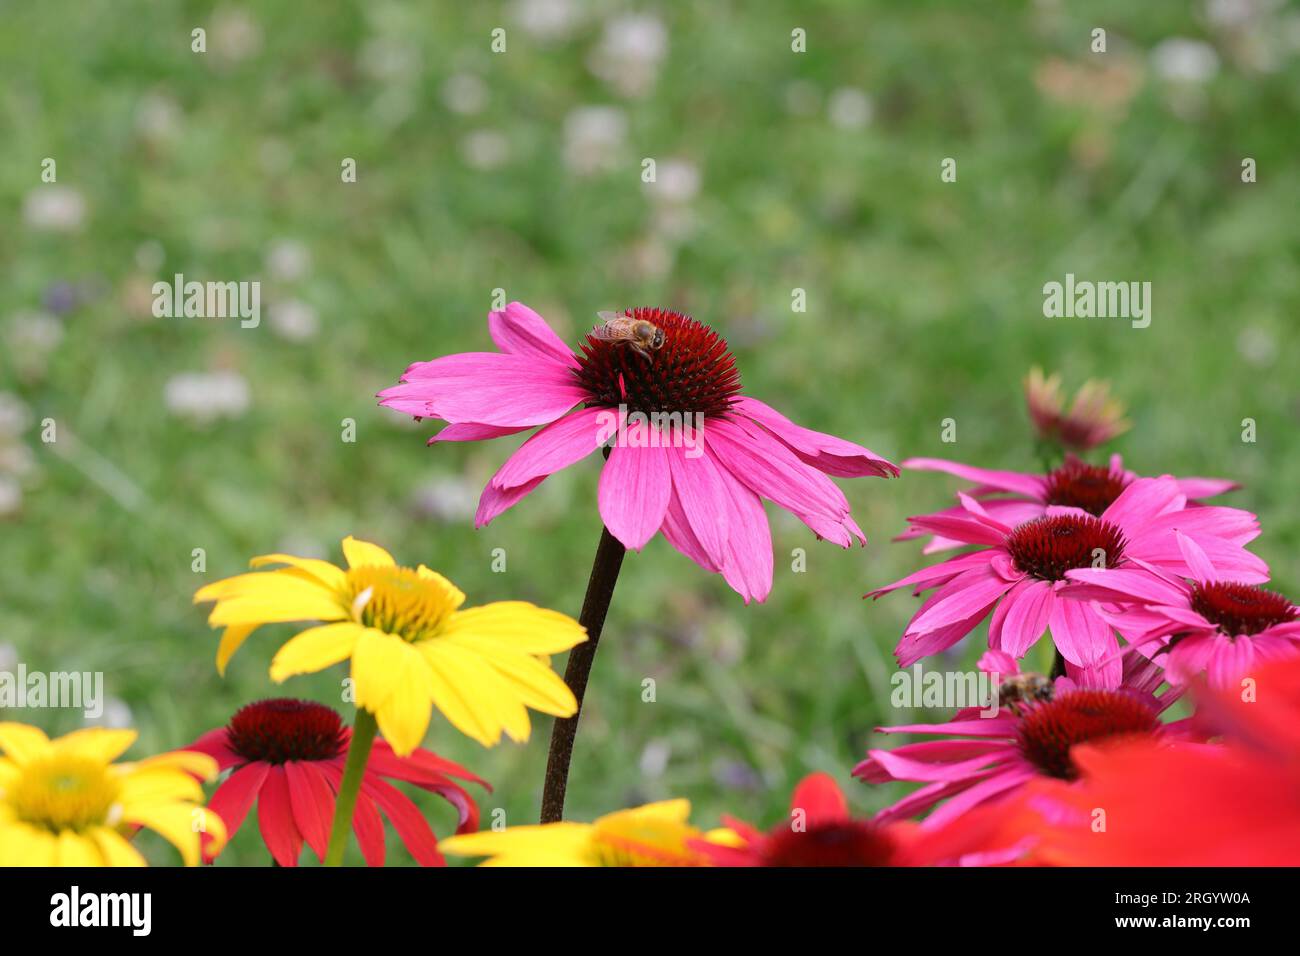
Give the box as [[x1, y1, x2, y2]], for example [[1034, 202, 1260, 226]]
[[539, 523, 627, 823], [324, 707, 379, 867]]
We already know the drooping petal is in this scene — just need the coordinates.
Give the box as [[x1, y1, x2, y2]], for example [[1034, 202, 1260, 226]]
[[204, 762, 270, 858], [378, 352, 585, 426], [734, 396, 898, 478], [255, 766, 303, 867], [598, 442, 672, 551], [284, 761, 336, 863], [902, 458, 1045, 498]]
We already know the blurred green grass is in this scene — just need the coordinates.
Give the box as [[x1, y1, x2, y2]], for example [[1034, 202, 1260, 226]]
[[2, 0, 1298, 865]]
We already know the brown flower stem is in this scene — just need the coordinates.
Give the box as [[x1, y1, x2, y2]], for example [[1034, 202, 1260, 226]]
[[1050, 648, 1067, 680], [540, 523, 627, 823]]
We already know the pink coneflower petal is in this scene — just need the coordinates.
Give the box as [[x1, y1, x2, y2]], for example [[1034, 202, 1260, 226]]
[[989, 579, 1054, 658], [487, 302, 580, 368], [1100, 475, 1185, 528], [715, 465, 773, 604], [429, 422, 531, 445], [599, 443, 673, 551], [665, 445, 732, 570], [489, 407, 610, 491], [660, 483, 721, 573], [908, 565, 1015, 635], [475, 476, 545, 527], [735, 396, 898, 478], [869, 550, 993, 599], [923, 766, 1038, 828], [1049, 595, 1116, 669], [902, 457, 1044, 497], [866, 745, 1018, 783], [379, 352, 586, 426]]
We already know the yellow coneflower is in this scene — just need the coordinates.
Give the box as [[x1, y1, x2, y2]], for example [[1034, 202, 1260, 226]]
[[440, 799, 738, 867], [194, 536, 587, 755], [0, 723, 225, 866]]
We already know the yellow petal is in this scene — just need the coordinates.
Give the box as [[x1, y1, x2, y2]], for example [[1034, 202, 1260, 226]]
[[118, 767, 206, 806], [90, 827, 147, 867], [351, 628, 413, 713], [450, 641, 578, 716], [249, 553, 347, 591], [207, 577, 348, 627], [341, 536, 396, 569], [442, 602, 587, 655], [269, 622, 364, 683], [0, 822, 57, 865], [194, 568, 315, 603], [419, 640, 530, 746], [416, 565, 466, 610], [51, 727, 138, 764], [216, 624, 258, 676], [126, 750, 219, 781], [372, 661, 436, 757], [124, 803, 226, 867], [596, 799, 692, 828], [440, 823, 594, 866], [56, 830, 105, 866], [0, 723, 51, 765]]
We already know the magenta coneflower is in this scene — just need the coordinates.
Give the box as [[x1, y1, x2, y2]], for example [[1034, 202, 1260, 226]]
[[869, 477, 1268, 685], [897, 453, 1241, 553], [1065, 532, 1300, 689], [854, 651, 1185, 826], [1023, 367, 1130, 451], [378, 302, 897, 604], [380, 301, 898, 823], [187, 699, 488, 866]]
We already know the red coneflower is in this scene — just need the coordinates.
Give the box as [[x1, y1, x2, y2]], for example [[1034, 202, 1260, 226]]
[[186, 699, 489, 866]]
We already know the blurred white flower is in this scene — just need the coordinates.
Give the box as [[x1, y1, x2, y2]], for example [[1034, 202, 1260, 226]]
[[410, 474, 479, 522], [0, 393, 31, 437], [563, 105, 628, 175], [135, 91, 182, 141], [828, 87, 873, 129], [638, 739, 671, 779], [269, 299, 319, 342], [644, 157, 700, 204], [5, 311, 64, 360], [442, 73, 488, 115], [0, 476, 20, 517], [23, 186, 86, 232], [589, 14, 667, 97], [265, 239, 312, 281], [85, 697, 134, 730], [1236, 326, 1276, 367], [163, 370, 250, 423], [0, 643, 17, 673], [461, 130, 510, 170], [1151, 38, 1220, 83], [512, 0, 580, 41], [211, 6, 263, 62], [358, 37, 421, 84], [1205, 0, 1276, 28]]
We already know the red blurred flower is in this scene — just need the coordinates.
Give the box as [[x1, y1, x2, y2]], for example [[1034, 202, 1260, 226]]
[[187, 699, 489, 866], [692, 772, 1031, 867], [1019, 655, 1300, 864]]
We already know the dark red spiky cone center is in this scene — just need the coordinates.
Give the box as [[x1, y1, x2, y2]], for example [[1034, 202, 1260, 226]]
[[1016, 690, 1161, 780], [1006, 514, 1126, 581], [762, 821, 897, 867], [1042, 460, 1129, 517], [1190, 582, 1297, 637], [572, 308, 741, 418], [227, 698, 348, 764]]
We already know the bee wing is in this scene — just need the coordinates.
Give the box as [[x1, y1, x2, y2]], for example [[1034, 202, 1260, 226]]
[[596, 310, 626, 322]]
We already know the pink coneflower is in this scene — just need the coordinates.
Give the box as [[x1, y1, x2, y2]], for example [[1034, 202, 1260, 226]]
[[1065, 532, 1300, 689], [898, 453, 1240, 553], [187, 699, 488, 866], [1023, 367, 1130, 451], [854, 651, 1185, 826], [869, 477, 1268, 684], [378, 302, 897, 604], [691, 771, 1030, 866]]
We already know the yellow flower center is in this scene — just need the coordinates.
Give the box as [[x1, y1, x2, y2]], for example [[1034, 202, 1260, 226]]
[[9, 755, 121, 833], [345, 566, 459, 641], [586, 817, 705, 867]]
